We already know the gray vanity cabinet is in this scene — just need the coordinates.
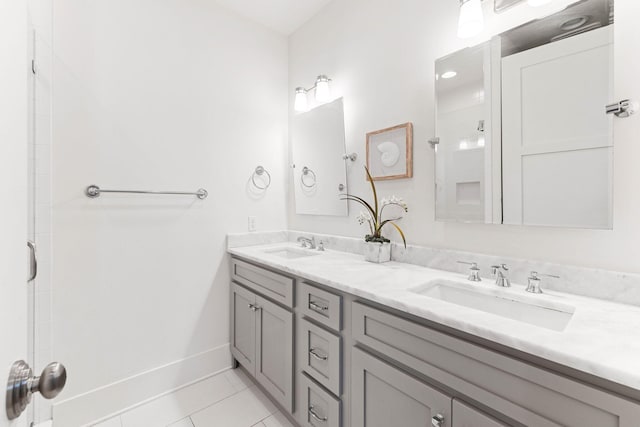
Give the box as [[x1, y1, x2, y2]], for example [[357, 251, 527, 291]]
[[351, 347, 451, 427], [230, 257, 640, 427], [351, 302, 640, 427], [230, 282, 294, 412]]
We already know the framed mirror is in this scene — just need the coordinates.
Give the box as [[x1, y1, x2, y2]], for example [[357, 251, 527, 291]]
[[291, 98, 349, 216], [434, 0, 614, 229]]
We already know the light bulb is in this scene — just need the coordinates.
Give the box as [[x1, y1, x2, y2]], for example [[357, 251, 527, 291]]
[[294, 88, 308, 112], [528, 0, 552, 6], [314, 75, 331, 103], [457, 0, 484, 39]]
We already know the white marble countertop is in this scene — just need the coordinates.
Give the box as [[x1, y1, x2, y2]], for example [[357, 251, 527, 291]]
[[228, 241, 640, 391]]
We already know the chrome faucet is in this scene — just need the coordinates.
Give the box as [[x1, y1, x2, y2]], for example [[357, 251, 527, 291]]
[[526, 271, 560, 294], [491, 264, 511, 287], [297, 236, 316, 249], [457, 261, 481, 282]]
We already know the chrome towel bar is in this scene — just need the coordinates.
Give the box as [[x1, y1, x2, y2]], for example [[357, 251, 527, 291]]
[[85, 185, 208, 200]]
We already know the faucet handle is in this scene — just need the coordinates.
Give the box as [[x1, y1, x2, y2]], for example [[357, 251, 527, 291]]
[[526, 271, 560, 294], [490, 264, 508, 276], [457, 261, 481, 282]]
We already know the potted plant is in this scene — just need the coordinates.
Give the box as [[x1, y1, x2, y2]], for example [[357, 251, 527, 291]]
[[340, 167, 408, 263]]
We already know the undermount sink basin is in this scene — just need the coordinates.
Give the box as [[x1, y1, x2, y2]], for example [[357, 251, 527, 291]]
[[263, 247, 320, 260], [410, 280, 575, 331]]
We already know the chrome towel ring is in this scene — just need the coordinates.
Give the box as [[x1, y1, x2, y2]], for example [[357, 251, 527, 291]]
[[301, 166, 317, 188], [252, 166, 271, 190]]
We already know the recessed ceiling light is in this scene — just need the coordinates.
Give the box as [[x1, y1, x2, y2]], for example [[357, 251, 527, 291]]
[[560, 16, 589, 31], [442, 71, 457, 79]]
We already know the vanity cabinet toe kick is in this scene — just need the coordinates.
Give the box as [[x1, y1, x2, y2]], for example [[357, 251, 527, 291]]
[[230, 256, 640, 427]]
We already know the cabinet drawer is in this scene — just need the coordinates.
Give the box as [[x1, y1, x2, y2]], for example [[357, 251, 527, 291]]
[[352, 302, 640, 427], [301, 318, 341, 396], [300, 373, 341, 427], [232, 258, 294, 307], [300, 282, 342, 331]]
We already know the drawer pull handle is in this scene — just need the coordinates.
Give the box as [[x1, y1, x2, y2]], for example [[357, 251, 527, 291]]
[[309, 348, 328, 361], [431, 414, 445, 427], [309, 301, 329, 312], [309, 406, 328, 422], [248, 304, 261, 312]]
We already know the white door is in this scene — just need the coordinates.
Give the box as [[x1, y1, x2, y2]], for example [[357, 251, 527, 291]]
[[502, 26, 614, 228], [0, 0, 30, 426]]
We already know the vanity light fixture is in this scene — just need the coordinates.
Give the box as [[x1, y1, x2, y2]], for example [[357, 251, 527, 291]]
[[457, 0, 484, 39], [441, 71, 458, 79], [294, 88, 309, 112], [294, 75, 333, 112]]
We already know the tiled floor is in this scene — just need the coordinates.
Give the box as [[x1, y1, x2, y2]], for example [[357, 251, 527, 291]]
[[92, 369, 296, 427]]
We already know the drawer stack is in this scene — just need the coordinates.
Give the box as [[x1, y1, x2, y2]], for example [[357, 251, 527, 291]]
[[298, 282, 343, 427]]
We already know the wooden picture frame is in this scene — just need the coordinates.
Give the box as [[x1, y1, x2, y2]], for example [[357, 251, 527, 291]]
[[366, 122, 413, 181]]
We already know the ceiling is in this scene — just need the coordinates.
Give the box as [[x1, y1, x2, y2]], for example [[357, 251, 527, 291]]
[[501, 0, 613, 56], [214, 0, 334, 35]]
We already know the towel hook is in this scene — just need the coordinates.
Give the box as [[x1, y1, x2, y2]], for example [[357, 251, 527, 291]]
[[251, 166, 271, 190], [301, 166, 317, 188]]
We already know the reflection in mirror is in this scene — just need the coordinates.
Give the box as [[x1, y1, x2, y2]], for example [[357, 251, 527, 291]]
[[502, 0, 613, 228], [435, 43, 498, 223], [434, 0, 614, 229], [292, 98, 348, 216]]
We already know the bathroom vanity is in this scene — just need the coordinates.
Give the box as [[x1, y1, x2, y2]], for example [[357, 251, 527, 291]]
[[228, 238, 640, 427]]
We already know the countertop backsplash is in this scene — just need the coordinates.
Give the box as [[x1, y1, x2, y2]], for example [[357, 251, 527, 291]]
[[227, 230, 640, 307]]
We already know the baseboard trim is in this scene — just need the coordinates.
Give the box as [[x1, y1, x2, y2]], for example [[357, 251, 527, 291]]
[[53, 344, 232, 427]]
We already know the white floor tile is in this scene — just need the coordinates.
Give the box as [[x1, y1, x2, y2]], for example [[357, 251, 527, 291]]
[[167, 417, 194, 427], [224, 368, 253, 392], [190, 386, 277, 427], [121, 374, 237, 427], [262, 411, 295, 427], [91, 416, 122, 427]]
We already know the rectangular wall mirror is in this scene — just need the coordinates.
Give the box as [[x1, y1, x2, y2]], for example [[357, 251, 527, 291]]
[[292, 98, 349, 216], [434, 0, 614, 229]]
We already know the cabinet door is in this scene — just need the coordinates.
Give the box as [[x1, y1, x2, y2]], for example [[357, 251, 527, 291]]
[[231, 283, 256, 375], [352, 348, 451, 427], [452, 400, 509, 427], [255, 294, 294, 412]]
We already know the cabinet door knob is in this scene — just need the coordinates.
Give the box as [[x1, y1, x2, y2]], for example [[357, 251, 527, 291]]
[[248, 304, 260, 312], [431, 414, 445, 427]]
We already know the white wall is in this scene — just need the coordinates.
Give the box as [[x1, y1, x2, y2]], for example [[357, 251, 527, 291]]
[[50, 0, 288, 423], [0, 0, 28, 426], [288, 0, 640, 274]]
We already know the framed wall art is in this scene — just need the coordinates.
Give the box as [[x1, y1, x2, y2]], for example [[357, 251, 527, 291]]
[[366, 122, 413, 180]]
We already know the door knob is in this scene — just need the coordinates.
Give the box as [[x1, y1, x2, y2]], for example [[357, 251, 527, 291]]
[[431, 413, 445, 427], [6, 360, 67, 419]]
